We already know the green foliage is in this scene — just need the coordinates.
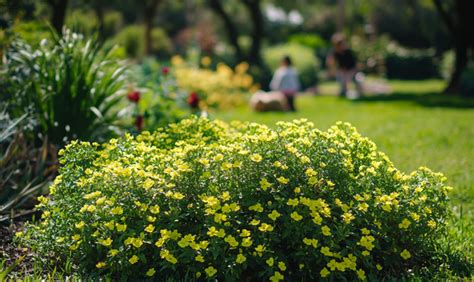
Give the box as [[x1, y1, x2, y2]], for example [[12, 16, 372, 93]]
[[289, 33, 328, 51], [66, 10, 99, 36], [460, 65, 474, 97], [0, 105, 53, 222], [113, 25, 172, 59], [263, 43, 320, 89], [350, 35, 391, 75], [113, 25, 144, 59], [21, 117, 456, 280], [103, 11, 124, 38], [2, 29, 127, 145], [3, 21, 51, 49], [385, 44, 439, 80], [129, 59, 188, 131]]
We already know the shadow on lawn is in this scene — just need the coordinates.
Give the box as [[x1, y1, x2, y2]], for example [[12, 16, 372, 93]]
[[354, 92, 474, 109]]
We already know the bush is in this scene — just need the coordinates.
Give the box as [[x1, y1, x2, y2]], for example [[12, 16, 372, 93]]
[[289, 33, 328, 51], [385, 44, 439, 80], [127, 59, 189, 131], [103, 11, 124, 38], [350, 35, 391, 75], [113, 25, 173, 59], [460, 65, 474, 97], [21, 118, 453, 280], [172, 56, 257, 110], [2, 30, 127, 145], [263, 43, 319, 89], [66, 10, 99, 36], [113, 25, 144, 59], [0, 104, 54, 223]]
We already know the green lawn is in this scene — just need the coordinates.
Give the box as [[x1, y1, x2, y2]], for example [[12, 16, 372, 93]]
[[215, 80, 474, 262]]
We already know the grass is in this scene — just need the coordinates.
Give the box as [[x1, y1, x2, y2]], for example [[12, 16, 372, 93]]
[[215, 79, 474, 269]]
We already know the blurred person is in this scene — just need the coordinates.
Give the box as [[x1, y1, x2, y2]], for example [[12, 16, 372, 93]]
[[326, 33, 363, 97], [269, 56, 301, 111]]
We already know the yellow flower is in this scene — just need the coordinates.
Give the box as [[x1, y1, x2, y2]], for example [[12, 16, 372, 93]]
[[249, 203, 264, 212], [321, 246, 333, 257], [260, 178, 272, 190], [400, 249, 411, 260], [376, 264, 383, 271], [255, 244, 266, 253], [75, 221, 85, 229], [290, 211, 303, 221], [269, 271, 284, 282], [195, 255, 205, 262], [320, 267, 330, 278], [287, 198, 299, 207], [129, 255, 139, 264], [361, 228, 370, 235], [357, 269, 366, 280], [278, 261, 286, 271], [145, 224, 155, 233], [146, 268, 156, 277], [321, 225, 331, 236], [96, 261, 106, 268], [98, 237, 112, 247], [268, 210, 281, 221], [240, 229, 251, 237], [242, 237, 253, 247], [398, 218, 411, 229], [150, 205, 160, 214], [143, 178, 154, 189], [84, 191, 101, 200], [305, 167, 317, 177], [236, 254, 247, 264], [205, 266, 217, 277], [108, 249, 119, 257], [201, 56, 211, 66], [250, 154, 263, 162], [130, 238, 142, 248], [277, 176, 289, 184], [266, 257, 274, 267], [342, 212, 355, 224], [303, 238, 318, 248], [96, 196, 106, 205], [250, 219, 260, 226], [116, 223, 127, 232], [258, 223, 274, 232], [111, 206, 123, 215]]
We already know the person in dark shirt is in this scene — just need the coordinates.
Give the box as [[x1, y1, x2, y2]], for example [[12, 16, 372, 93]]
[[326, 33, 363, 97]]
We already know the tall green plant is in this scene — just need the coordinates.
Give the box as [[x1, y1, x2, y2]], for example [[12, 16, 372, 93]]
[[3, 29, 127, 145], [0, 105, 54, 223]]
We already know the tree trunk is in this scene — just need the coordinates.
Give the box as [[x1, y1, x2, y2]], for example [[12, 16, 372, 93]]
[[443, 0, 473, 94], [144, 0, 162, 56], [48, 0, 69, 34], [208, 0, 244, 61], [242, 0, 264, 65], [94, 1, 105, 39], [337, 0, 345, 32]]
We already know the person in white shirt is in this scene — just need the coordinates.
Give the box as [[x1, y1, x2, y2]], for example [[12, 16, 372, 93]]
[[269, 56, 301, 111]]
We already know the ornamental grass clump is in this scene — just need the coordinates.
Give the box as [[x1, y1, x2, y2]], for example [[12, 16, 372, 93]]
[[21, 117, 452, 280]]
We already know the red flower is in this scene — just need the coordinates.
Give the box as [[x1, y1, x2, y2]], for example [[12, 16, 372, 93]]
[[135, 115, 144, 131], [162, 67, 170, 75], [188, 92, 199, 109], [127, 91, 140, 103]]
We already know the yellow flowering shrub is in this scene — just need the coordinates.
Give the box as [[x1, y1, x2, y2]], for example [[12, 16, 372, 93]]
[[172, 56, 258, 110], [21, 117, 453, 280]]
